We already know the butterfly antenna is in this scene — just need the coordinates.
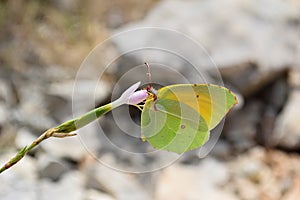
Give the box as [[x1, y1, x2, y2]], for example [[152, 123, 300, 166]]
[[144, 62, 152, 91]]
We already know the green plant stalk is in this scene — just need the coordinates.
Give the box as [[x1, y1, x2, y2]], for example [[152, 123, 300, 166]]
[[0, 103, 112, 174]]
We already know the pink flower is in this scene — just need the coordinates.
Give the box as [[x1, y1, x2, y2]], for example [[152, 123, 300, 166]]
[[111, 82, 148, 109], [128, 90, 148, 105]]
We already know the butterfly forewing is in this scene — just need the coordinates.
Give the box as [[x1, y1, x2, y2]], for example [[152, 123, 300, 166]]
[[157, 84, 237, 130]]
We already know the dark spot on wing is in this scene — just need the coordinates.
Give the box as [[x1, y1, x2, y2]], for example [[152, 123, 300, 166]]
[[181, 124, 186, 129]]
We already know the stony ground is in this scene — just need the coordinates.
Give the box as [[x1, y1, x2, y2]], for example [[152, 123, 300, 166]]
[[1, 0, 300, 200]]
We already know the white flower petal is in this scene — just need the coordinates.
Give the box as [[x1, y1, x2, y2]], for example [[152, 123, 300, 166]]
[[111, 82, 141, 108]]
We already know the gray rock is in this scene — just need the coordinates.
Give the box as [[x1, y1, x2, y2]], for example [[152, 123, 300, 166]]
[[111, 29, 216, 87], [0, 77, 17, 107], [219, 62, 288, 97], [0, 153, 38, 200], [271, 68, 300, 149], [114, 0, 300, 70], [0, 78, 13, 125], [0, 103, 7, 125], [84, 189, 115, 200], [226, 147, 300, 200], [48, 0, 80, 12], [210, 139, 231, 159], [38, 171, 84, 200], [109, 0, 300, 104], [84, 162, 151, 200], [48, 79, 112, 118], [37, 153, 69, 181], [225, 100, 263, 152], [256, 77, 289, 147], [154, 158, 238, 200], [44, 65, 74, 81], [13, 82, 56, 131], [288, 67, 300, 88], [274, 90, 300, 149]]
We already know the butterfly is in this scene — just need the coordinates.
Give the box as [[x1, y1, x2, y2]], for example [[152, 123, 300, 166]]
[[140, 83, 238, 153]]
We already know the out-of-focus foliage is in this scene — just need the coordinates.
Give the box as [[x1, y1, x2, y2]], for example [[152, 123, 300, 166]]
[[0, 0, 157, 70]]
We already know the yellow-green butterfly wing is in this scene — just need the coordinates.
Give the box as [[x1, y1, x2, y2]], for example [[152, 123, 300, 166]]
[[141, 84, 238, 153]]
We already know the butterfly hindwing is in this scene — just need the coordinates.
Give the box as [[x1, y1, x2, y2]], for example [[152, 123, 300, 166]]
[[141, 97, 209, 153]]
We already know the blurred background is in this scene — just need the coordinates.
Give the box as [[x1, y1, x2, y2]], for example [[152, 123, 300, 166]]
[[1, 0, 300, 199]]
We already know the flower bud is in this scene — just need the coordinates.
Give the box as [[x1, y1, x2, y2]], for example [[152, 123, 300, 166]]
[[111, 82, 148, 109]]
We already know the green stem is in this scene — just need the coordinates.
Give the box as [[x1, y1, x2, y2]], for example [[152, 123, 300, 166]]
[[0, 103, 113, 174]]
